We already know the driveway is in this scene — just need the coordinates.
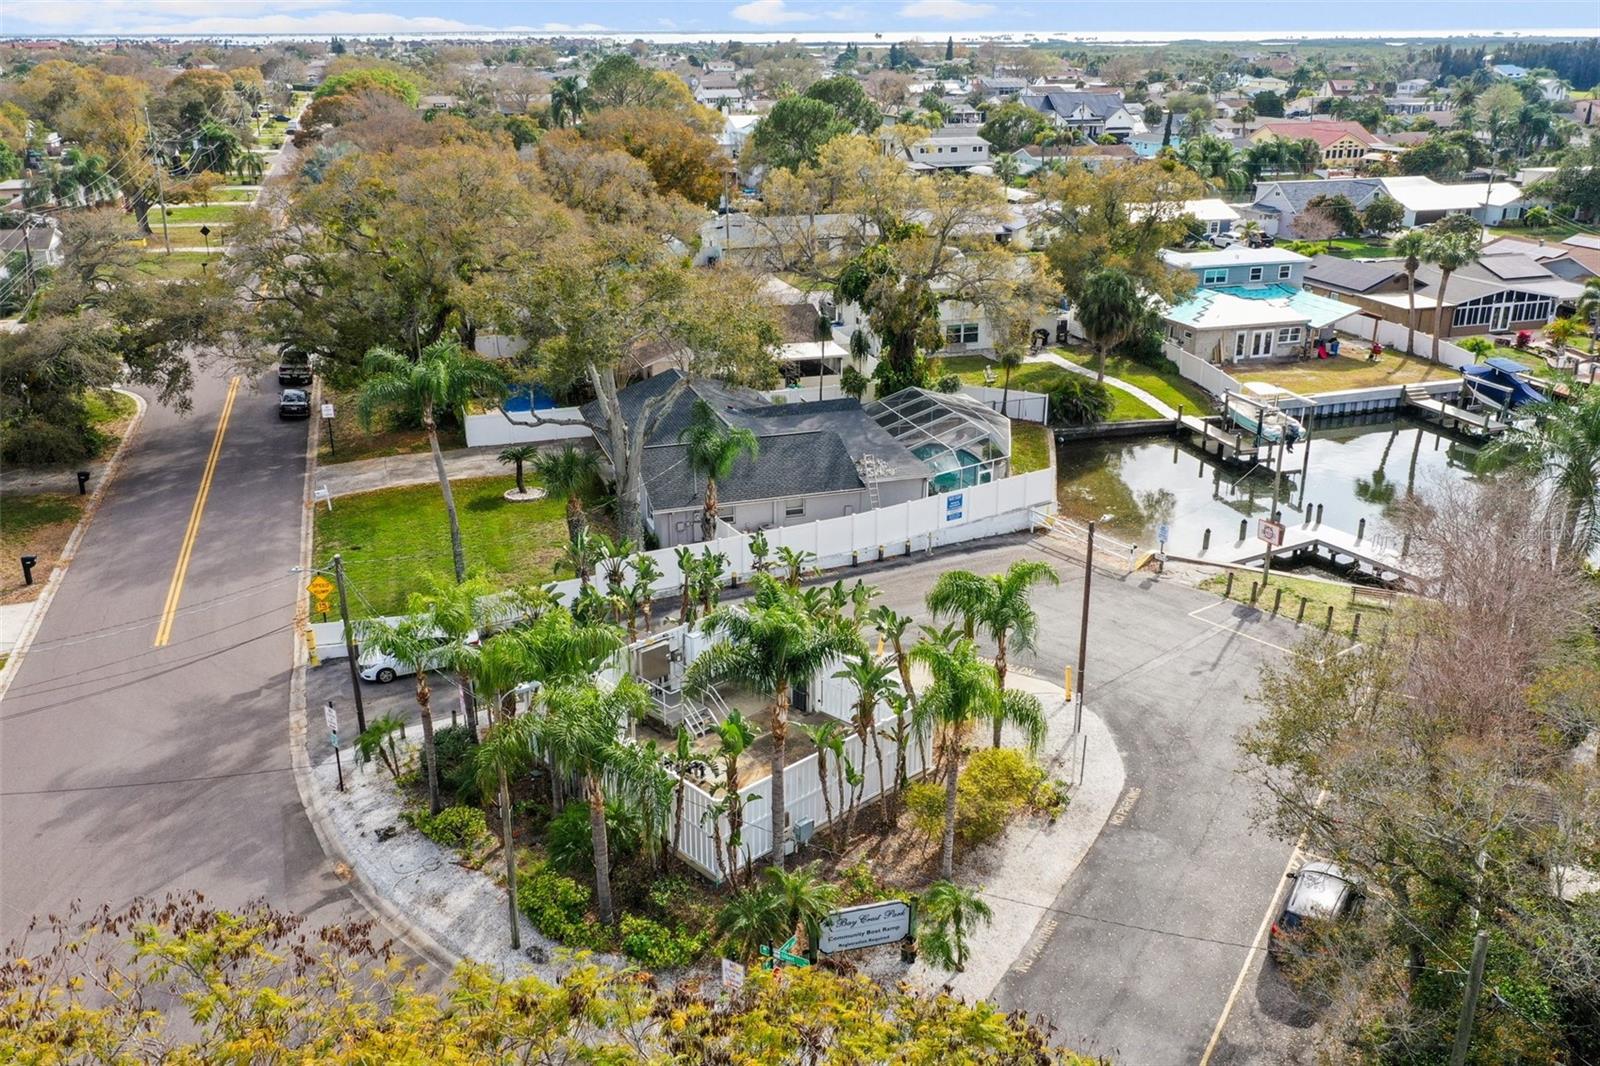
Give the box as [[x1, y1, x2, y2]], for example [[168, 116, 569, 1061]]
[[867, 539, 1303, 1064]]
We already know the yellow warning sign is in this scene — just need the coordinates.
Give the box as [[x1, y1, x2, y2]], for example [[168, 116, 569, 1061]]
[[313, 597, 333, 616], [307, 574, 335, 601]]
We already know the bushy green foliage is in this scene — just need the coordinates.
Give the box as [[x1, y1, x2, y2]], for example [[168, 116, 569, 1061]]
[[619, 914, 707, 969], [515, 861, 611, 949], [1047, 375, 1114, 427], [905, 748, 1061, 846], [431, 724, 481, 805], [410, 805, 488, 850], [647, 876, 718, 932], [546, 800, 643, 876]]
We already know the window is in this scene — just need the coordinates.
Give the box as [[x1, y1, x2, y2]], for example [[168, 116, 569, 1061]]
[[785, 499, 806, 518], [1248, 266, 1265, 282], [1276, 326, 1302, 344], [1202, 268, 1228, 285], [945, 322, 979, 345], [1278, 265, 1293, 280]]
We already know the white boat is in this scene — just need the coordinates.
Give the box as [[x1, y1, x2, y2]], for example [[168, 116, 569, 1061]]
[[1224, 386, 1304, 445]]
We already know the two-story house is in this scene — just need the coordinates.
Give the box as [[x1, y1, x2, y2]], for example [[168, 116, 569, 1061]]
[[1015, 90, 1139, 141], [1250, 120, 1377, 171], [901, 126, 992, 172], [1157, 247, 1359, 362]]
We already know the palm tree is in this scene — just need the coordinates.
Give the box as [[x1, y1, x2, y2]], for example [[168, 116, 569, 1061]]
[[537, 678, 653, 924], [775, 546, 815, 587], [991, 151, 1020, 186], [1421, 230, 1480, 361], [356, 341, 506, 583], [679, 400, 759, 541], [630, 553, 663, 634], [664, 725, 697, 864], [412, 573, 495, 737], [918, 880, 994, 972], [797, 720, 848, 838], [498, 444, 539, 496], [53, 147, 116, 205], [1181, 135, 1247, 193], [686, 575, 863, 871], [1575, 278, 1600, 355], [927, 562, 1057, 747], [910, 638, 1046, 878], [474, 710, 537, 949], [558, 528, 601, 590], [764, 862, 841, 958], [234, 148, 264, 184], [1392, 230, 1428, 356], [550, 76, 590, 128], [356, 611, 452, 814], [1074, 267, 1144, 384], [995, 345, 1024, 421], [871, 606, 921, 796], [715, 886, 786, 961], [1479, 391, 1600, 560], [357, 714, 406, 777], [532, 445, 600, 549], [712, 710, 757, 886], [834, 651, 900, 824]]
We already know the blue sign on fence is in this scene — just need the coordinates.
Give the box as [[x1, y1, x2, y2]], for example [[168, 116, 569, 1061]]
[[944, 492, 965, 525]]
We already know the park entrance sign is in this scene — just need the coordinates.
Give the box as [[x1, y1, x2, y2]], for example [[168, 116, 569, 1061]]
[[818, 900, 913, 954]]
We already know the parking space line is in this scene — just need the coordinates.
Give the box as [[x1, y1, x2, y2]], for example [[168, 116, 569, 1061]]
[[1188, 600, 1296, 654]]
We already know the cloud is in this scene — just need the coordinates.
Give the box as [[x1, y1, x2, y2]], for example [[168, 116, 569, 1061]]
[[897, 0, 996, 19], [4, 3, 497, 35], [731, 0, 813, 26], [539, 21, 609, 32]]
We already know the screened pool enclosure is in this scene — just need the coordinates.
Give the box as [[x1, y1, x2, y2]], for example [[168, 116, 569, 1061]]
[[865, 388, 1013, 494]]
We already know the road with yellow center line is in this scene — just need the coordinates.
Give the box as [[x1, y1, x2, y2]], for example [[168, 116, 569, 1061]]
[[152, 375, 240, 647]]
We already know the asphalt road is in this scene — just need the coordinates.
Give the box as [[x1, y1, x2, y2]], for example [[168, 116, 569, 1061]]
[[0, 365, 351, 942], [869, 539, 1306, 1065]]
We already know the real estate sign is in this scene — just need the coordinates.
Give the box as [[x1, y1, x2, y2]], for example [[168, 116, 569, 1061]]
[[818, 900, 913, 954], [943, 492, 966, 525]]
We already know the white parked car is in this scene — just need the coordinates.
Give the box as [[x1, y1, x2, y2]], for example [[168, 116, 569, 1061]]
[[358, 631, 479, 683]]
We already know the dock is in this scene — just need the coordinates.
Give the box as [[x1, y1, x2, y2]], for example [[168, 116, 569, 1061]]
[[1401, 385, 1506, 436], [1212, 519, 1413, 582], [1177, 413, 1260, 464]]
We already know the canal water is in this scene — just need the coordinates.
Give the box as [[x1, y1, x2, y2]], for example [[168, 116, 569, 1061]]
[[1055, 415, 1481, 559]]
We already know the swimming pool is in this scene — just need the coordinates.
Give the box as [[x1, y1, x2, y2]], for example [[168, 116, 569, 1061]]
[[501, 385, 558, 414], [915, 445, 992, 494]]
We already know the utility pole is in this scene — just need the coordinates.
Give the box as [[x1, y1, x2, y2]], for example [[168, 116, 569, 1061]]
[[332, 553, 367, 736], [1073, 521, 1094, 735], [1261, 428, 1287, 586], [1449, 929, 1491, 1066], [143, 105, 172, 254]]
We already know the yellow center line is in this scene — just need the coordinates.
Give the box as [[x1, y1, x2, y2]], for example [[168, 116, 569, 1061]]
[[153, 376, 240, 647]]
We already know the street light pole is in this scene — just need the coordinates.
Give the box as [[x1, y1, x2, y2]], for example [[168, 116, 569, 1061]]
[[1073, 520, 1095, 735], [332, 553, 367, 736]]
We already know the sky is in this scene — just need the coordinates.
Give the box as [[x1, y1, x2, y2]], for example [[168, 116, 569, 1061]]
[[3, 0, 1597, 40]]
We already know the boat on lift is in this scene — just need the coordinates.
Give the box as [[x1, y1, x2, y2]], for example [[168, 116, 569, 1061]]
[[1223, 383, 1305, 446]]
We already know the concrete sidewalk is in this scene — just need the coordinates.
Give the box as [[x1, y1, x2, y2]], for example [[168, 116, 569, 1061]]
[[906, 672, 1125, 1003], [1030, 351, 1180, 419], [316, 444, 575, 498]]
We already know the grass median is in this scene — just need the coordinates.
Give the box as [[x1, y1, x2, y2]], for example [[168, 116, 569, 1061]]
[[313, 476, 572, 618], [1199, 570, 1394, 634]]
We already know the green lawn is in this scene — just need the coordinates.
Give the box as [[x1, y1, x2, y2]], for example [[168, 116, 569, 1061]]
[[1009, 421, 1051, 474], [156, 226, 230, 249], [151, 204, 246, 223], [1199, 571, 1395, 635], [84, 388, 135, 427], [318, 386, 468, 463], [1045, 348, 1215, 415], [314, 477, 571, 618], [136, 254, 215, 279], [203, 188, 256, 202], [1235, 348, 1457, 393], [939, 353, 1166, 422], [0, 494, 86, 603], [1283, 237, 1394, 259], [1492, 220, 1587, 242]]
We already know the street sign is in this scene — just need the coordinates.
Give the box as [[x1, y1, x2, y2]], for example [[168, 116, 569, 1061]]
[[307, 574, 335, 601], [1258, 518, 1285, 547], [324, 701, 339, 736], [321, 403, 335, 420], [1157, 522, 1170, 547], [720, 957, 745, 990], [313, 596, 332, 616], [817, 899, 913, 954]]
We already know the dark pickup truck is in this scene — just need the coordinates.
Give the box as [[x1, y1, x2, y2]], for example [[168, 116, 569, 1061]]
[[277, 352, 313, 386]]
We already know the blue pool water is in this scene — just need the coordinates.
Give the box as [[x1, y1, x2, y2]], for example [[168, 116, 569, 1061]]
[[916, 445, 991, 494], [502, 385, 558, 414]]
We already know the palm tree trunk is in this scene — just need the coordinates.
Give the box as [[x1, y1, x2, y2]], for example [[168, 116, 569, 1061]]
[[499, 767, 520, 949], [893, 636, 926, 774], [587, 774, 614, 924], [671, 780, 686, 863], [1095, 343, 1106, 384], [817, 751, 836, 837], [459, 671, 478, 739], [769, 682, 789, 870], [514, 460, 526, 494], [702, 477, 719, 542], [425, 408, 468, 584], [416, 672, 441, 816], [1404, 271, 1417, 355], [1430, 271, 1453, 361], [871, 723, 889, 824], [891, 705, 908, 819], [992, 633, 1008, 748], [565, 495, 584, 546], [940, 755, 959, 879], [1001, 363, 1012, 420]]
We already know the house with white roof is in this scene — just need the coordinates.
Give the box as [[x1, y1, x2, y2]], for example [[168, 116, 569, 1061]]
[[1158, 246, 1357, 361], [1160, 247, 1313, 290], [900, 126, 992, 172]]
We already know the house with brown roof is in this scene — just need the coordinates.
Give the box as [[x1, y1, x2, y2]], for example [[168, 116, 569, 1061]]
[[1250, 120, 1377, 170]]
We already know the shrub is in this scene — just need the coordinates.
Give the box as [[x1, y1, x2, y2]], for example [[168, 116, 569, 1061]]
[[839, 363, 870, 400], [411, 805, 488, 850], [516, 861, 612, 950], [934, 372, 961, 393], [620, 914, 707, 969], [432, 725, 480, 805], [546, 800, 642, 876], [1048, 375, 1113, 427], [648, 876, 718, 931], [905, 749, 1057, 846]]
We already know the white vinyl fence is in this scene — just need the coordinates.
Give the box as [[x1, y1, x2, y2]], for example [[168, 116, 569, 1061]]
[[959, 384, 1050, 423], [464, 406, 590, 447], [1365, 317, 1476, 369], [1163, 341, 1242, 400], [310, 468, 1058, 657]]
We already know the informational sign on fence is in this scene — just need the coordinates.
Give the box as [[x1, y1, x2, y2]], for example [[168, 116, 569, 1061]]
[[943, 492, 966, 525], [818, 900, 913, 954]]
